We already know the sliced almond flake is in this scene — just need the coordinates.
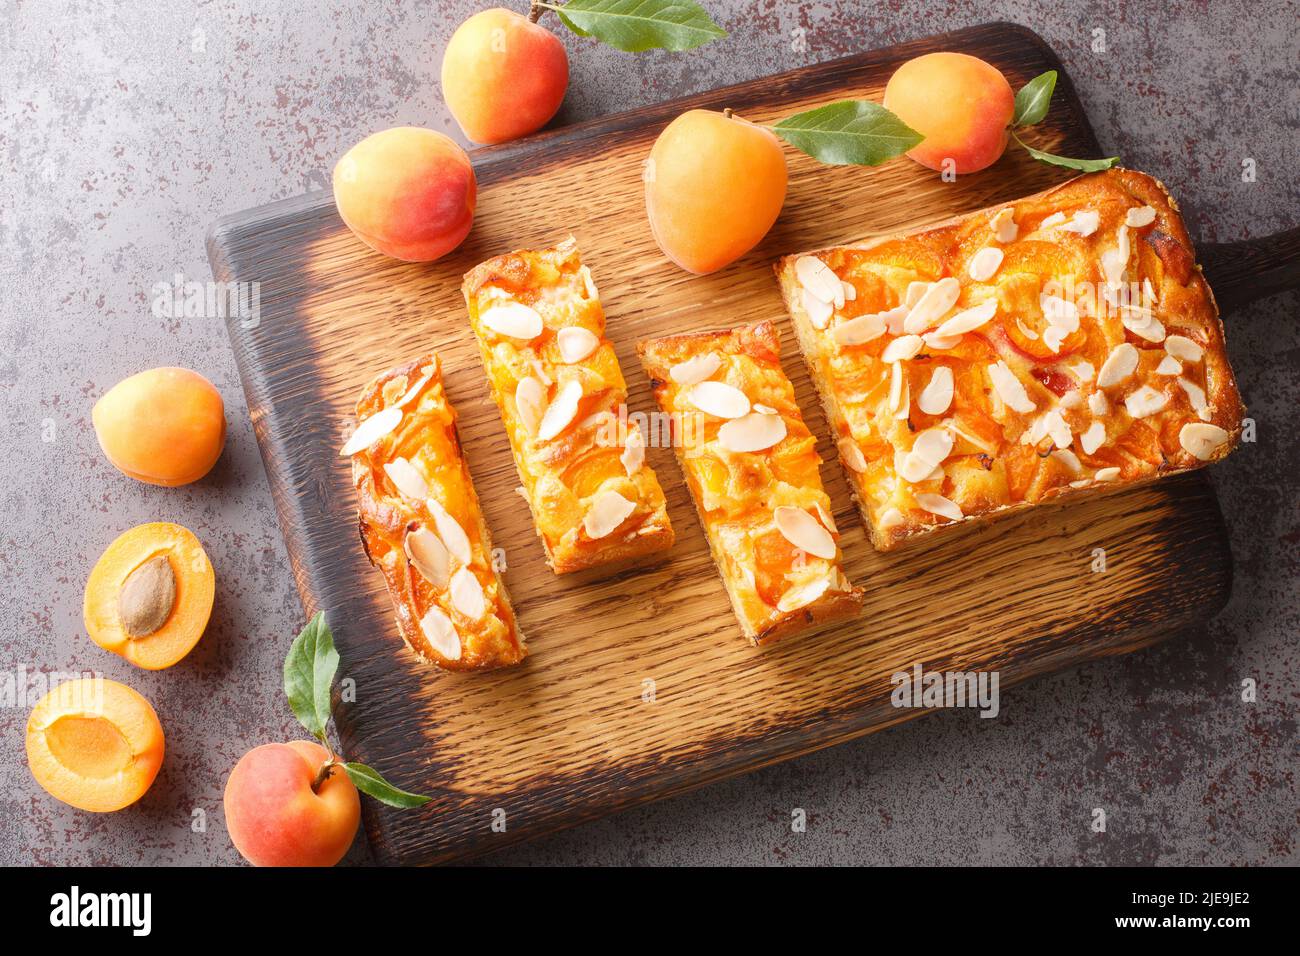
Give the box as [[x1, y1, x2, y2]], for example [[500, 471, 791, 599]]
[[1155, 355, 1182, 376], [1179, 422, 1230, 461], [1042, 325, 1069, 354], [1052, 449, 1083, 474], [1061, 210, 1100, 236], [903, 277, 961, 333], [1022, 412, 1050, 447], [1165, 335, 1204, 363], [583, 489, 636, 539], [991, 207, 1018, 243], [1122, 308, 1166, 343], [449, 567, 486, 620], [775, 506, 837, 560], [340, 407, 402, 457], [945, 416, 999, 455], [988, 360, 1036, 414], [885, 304, 910, 335], [481, 300, 544, 341], [832, 311, 888, 346], [384, 457, 430, 500], [914, 493, 963, 522], [753, 403, 778, 415], [1125, 205, 1157, 228], [1088, 391, 1109, 416], [968, 247, 1004, 282], [841, 280, 857, 302], [405, 526, 451, 589], [904, 281, 932, 308], [419, 606, 461, 661], [537, 379, 583, 440], [1094, 466, 1121, 482], [1069, 360, 1095, 382], [1044, 410, 1072, 449], [1142, 278, 1159, 305], [515, 376, 546, 435], [777, 577, 831, 614], [813, 502, 838, 534], [528, 358, 552, 387], [838, 437, 867, 473], [1040, 293, 1080, 326], [1177, 377, 1208, 414], [1015, 317, 1040, 341], [427, 499, 472, 565], [717, 412, 787, 453], [579, 264, 599, 300], [669, 352, 721, 386], [923, 331, 963, 351], [1069, 478, 1093, 489], [802, 288, 834, 330], [877, 506, 905, 530], [621, 428, 645, 476], [935, 299, 997, 337], [881, 334, 924, 363], [1124, 385, 1169, 418], [1059, 389, 1082, 410], [557, 326, 600, 364], [395, 370, 434, 408], [1101, 225, 1131, 287], [1096, 343, 1139, 388], [1080, 420, 1106, 455], [918, 366, 954, 415], [1040, 211, 1067, 229], [795, 255, 842, 306], [892, 365, 910, 420], [900, 428, 953, 483], [687, 380, 750, 419]]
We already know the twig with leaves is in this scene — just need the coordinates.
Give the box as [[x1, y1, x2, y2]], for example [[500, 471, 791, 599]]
[[1009, 70, 1120, 172]]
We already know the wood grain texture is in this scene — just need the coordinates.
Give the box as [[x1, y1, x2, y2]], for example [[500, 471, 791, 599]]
[[207, 23, 1234, 866]]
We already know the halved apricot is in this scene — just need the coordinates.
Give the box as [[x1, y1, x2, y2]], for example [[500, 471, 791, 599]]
[[84, 522, 215, 670], [26, 678, 165, 812]]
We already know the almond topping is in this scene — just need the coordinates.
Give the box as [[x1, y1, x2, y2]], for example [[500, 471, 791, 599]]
[[903, 277, 961, 333], [1088, 391, 1109, 416], [934, 299, 997, 337], [1061, 210, 1100, 236], [968, 247, 1004, 282], [900, 427, 953, 483], [1052, 449, 1083, 474], [1124, 385, 1169, 418], [384, 457, 430, 500], [831, 312, 888, 346], [918, 366, 954, 415], [841, 280, 857, 302], [881, 334, 924, 363], [991, 207, 1018, 243], [838, 437, 867, 473], [480, 301, 544, 341], [775, 506, 836, 560], [914, 493, 962, 522], [537, 379, 583, 440], [888, 361, 907, 416], [426, 499, 472, 565], [515, 376, 547, 435], [794, 255, 842, 306], [904, 281, 932, 307], [449, 567, 486, 620], [1080, 420, 1106, 455], [687, 380, 750, 419], [1097, 343, 1139, 388], [814, 502, 838, 534], [395, 371, 434, 408], [1044, 410, 1072, 449], [877, 507, 905, 529], [1178, 377, 1208, 415], [777, 577, 831, 614], [1122, 307, 1166, 343], [1179, 422, 1230, 461], [988, 361, 1036, 414], [670, 353, 721, 386], [802, 287, 834, 329], [405, 527, 451, 588], [1094, 466, 1121, 482], [1126, 205, 1157, 228], [583, 489, 636, 539], [621, 428, 645, 475], [557, 327, 600, 364], [419, 606, 461, 661], [341, 407, 402, 457], [1069, 360, 1095, 382], [717, 412, 787, 453], [923, 331, 963, 351], [1040, 211, 1066, 229], [1155, 355, 1182, 376], [1164, 335, 1204, 363]]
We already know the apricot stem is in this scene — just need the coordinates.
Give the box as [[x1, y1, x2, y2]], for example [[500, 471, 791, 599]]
[[528, 0, 544, 23], [311, 757, 337, 794]]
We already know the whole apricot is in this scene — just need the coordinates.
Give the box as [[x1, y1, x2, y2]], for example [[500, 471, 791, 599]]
[[93, 367, 225, 486], [441, 8, 569, 145], [645, 109, 788, 275], [223, 741, 360, 867], [333, 127, 477, 262], [27, 677, 165, 812], [883, 52, 1015, 175]]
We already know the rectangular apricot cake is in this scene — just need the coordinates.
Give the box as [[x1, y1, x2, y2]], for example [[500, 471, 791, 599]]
[[776, 168, 1244, 552], [347, 353, 525, 671], [462, 237, 674, 574], [638, 320, 863, 645]]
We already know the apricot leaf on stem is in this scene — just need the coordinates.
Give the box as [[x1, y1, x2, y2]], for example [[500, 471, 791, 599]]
[[283, 611, 339, 741], [542, 0, 727, 53], [1012, 70, 1057, 126], [343, 763, 433, 809], [773, 100, 923, 166]]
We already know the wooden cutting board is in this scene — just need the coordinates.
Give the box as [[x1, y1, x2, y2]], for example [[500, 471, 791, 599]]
[[208, 22, 1238, 866]]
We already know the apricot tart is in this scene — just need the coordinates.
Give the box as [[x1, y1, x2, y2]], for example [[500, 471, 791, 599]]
[[638, 321, 863, 645], [348, 353, 525, 671], [777, 168, 1244, 551], [462, 237, 674, 574]]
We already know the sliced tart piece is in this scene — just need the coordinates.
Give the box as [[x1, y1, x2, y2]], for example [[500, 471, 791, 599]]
[[638, 320, 863, 645], [462, 236, 674, 574], [348, 353, 524, 671], [776, 167, 1244, 551]]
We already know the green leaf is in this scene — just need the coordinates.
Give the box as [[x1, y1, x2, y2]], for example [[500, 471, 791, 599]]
[[772, 100, 923, 167], [548, 0, 727, 53], [343, 763, 432, 809], [1012, 70, 1057, 126], [1013, 132, 1120, 172], [282, 611, 339, 740]]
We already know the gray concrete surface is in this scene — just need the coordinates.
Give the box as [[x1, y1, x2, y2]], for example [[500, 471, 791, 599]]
[[1, 0, 1295, 866]]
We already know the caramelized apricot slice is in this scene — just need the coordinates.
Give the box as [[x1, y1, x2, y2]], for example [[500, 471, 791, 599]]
[[26, 678, 165, 812], [84, 522, 214, 670]]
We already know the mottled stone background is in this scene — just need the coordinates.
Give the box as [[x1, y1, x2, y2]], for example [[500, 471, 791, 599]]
[[1, 0, 1295, 866]]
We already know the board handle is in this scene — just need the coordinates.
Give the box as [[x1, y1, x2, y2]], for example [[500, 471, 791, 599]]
[[1199, 225, 1300, 313]]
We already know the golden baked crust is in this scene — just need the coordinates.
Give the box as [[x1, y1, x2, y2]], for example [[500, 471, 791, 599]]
[[777, 168, 1245, 552], [462, 237, 674, 574], [349, 353, 525, 671], [638, 321, 864, 645]]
